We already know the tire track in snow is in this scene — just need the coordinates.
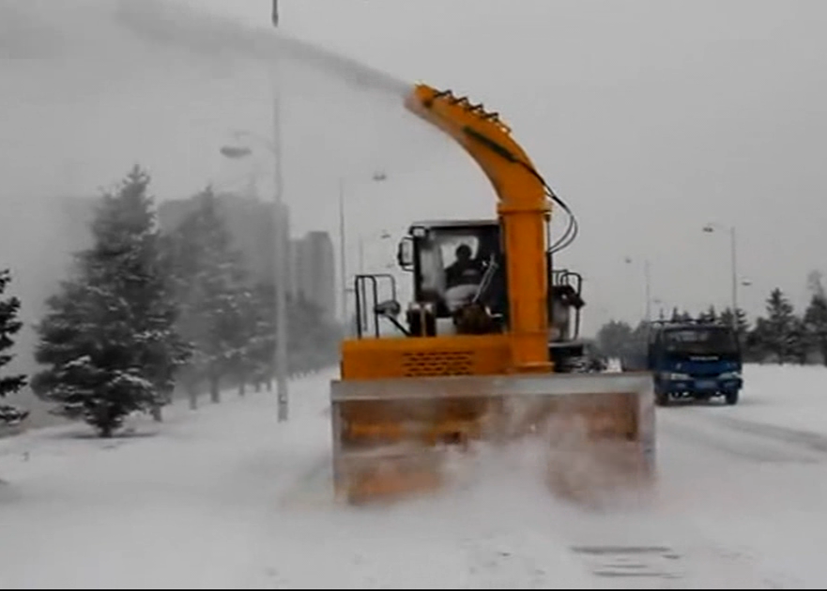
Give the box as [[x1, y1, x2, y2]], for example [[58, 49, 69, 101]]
[[559, 510, 801, 589], [637, 407, 820, 588], [570, 545, 684, 583], [703, 414, 827, 454], [657, 410, 826, 465], [270, 395, 812, 588]]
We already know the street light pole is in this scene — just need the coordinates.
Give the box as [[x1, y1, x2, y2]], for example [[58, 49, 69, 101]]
[[625, 256, 652, 323], [729, 225, 738, 326], [703, 222, 739, 330], [644, 259, 652, 323], [337, 171, 388, 327], [271, 1, 289, 422], [338, 177, 348, 324]]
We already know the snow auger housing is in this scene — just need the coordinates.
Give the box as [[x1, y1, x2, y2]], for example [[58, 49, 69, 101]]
[[330, 84, 655, 504]]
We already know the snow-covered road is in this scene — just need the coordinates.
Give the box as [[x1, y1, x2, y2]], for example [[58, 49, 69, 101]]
[[1, 364, 827, 589]]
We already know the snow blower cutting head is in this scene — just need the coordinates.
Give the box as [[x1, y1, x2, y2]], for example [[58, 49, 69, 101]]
[[328, 84, 656, 505]]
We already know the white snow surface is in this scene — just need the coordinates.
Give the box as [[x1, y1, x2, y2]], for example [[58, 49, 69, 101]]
[[1, 363, 827, 589]]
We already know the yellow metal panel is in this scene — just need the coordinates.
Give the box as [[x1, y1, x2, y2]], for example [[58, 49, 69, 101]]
[[329, 372, 656, 504], [340, 334, 512, 380]]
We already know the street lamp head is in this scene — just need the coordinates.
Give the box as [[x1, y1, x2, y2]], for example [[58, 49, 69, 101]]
[[219, 145, 253, 159], [372, 171, 387, 182], [702, 224, 715, 233]]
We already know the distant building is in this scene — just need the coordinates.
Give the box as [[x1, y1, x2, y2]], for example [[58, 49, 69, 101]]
[[288, 237, 301, 301], [157, 192, 288, 288], [291, 231, 336, 322], [158, 192, 335, 322]]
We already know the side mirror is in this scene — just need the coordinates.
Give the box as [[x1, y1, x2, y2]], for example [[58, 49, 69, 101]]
[[374, 299, 402, 318], [397, 237, 414, 271]]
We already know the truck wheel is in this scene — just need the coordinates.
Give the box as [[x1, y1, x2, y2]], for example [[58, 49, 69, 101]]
[[724, 390, 739, 405], [655, 391, 670, 407]]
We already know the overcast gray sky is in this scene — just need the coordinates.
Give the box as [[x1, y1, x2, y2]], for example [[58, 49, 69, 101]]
[[2, 0, 827, 336]]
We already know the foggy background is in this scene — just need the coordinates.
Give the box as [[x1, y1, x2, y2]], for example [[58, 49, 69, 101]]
[[2, 0, 826, 371]]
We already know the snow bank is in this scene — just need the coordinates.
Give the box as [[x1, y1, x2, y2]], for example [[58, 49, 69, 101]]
[[735, 363, 827, 431], [4, 363, 827, 588], [0, 370, 598, 589], [666, 363, 827, 436], [649, 362, 827, 588]]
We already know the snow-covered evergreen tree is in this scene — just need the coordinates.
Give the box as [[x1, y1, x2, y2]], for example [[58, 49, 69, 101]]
[[164, 186, 253, 404], [718, 307, 750, 339], [761, 288, 800, 363], [668, 308, 693, 322], [595, 320, 634, 360], [804, 296, 827, 365], [803, 271, 827, 365], [288, 296, 340, 374], [0, 269, 27, 425], [31, 166, 189, 436], [698, 305, 718, 323], [246, 281, 276, 392]]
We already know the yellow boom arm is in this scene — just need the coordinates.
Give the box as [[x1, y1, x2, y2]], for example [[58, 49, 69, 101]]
[[404, 85, 552, 373]]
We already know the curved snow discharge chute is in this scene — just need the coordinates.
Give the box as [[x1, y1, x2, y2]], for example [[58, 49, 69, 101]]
[[403, 85, 548, 208], [404, 84, 552, 371]]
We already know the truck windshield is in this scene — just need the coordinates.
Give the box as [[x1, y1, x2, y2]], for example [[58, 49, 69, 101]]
[[662, 327, 738, 355]]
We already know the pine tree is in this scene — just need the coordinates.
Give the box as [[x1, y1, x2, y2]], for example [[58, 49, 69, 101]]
[[31, 166, 189, 436], [668, 307, 693, 323], [231, 288, 259, 396], [790, 316, 811, 364], [288, 296, 340, 374], [595, 320, 634, 360], [762, 288, 799, 363], [164, 187, 254, 404], [0, 269, 27, 425], [803, 271, 827, 365], [807, 270, 825, 300], [745, 317, 771, 362], [719, 307, 750, 339], [698, 305, 718, 323], [803, 296, 827, 365], [247, 281, 276, 392]]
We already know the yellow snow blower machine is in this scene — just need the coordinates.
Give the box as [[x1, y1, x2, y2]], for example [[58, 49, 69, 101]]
[[329, 84, 656, 505]]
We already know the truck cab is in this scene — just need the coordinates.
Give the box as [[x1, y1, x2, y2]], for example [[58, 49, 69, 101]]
[[647, 320, 743, 406]]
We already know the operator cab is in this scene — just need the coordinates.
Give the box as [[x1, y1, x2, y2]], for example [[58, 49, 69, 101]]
[[397, 219, 506, 321], [390, 219, 583, 341], [350, 218, 587, 368]]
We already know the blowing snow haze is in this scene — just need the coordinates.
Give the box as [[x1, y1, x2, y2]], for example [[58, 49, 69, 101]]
[[1, 0, 410, 93], [112, 0, 410, 97], [0, 0, 472, 400], [4, 0, 827, 380], [0, 0, 464, 227]]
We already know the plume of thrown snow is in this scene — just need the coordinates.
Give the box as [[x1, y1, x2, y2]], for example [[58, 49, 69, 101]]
[[112, 0, 411, 98], [1, 0, 410, 99]]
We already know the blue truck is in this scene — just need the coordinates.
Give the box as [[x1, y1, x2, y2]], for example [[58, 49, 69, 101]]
[[642, 320, 743, 407]]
